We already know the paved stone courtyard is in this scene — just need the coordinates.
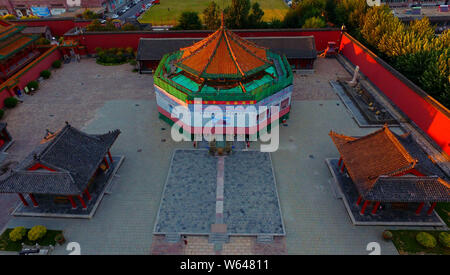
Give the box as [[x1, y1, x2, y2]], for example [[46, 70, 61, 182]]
[[151, 235, 286, 255], [2, 57, 444, 254], [154, 149, 284, 236]]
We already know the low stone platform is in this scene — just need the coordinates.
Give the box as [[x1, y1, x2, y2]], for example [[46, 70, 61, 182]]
[[330, 81, 400, 128], [154, 149, 285, 237], [12, 156, 124, 219], [326, 158, 445, 226]]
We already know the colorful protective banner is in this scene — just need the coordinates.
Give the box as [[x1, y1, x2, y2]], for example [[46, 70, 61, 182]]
[[30, 6, 51, 17]]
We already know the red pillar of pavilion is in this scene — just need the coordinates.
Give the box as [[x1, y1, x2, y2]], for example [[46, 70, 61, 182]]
[[340, 162, 346, 173], [415, 202, 425, 215], [371, 202, 381, 214], [18, 193, 29, 206], [338, 157, 342, 166], [78, 195, 87, 209], [426, 202, 437, 216], [108, 151, 113, 163], [68, 196, 77, 209], [356, 196, 363, 206], [84, 188, 92, 201], [103, 157, 110, 169], [29, 194, 38, 207], [360, 200, 370, 215]]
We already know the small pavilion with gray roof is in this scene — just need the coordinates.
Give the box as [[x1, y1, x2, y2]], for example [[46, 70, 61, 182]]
[[0, 122, 120, 210]]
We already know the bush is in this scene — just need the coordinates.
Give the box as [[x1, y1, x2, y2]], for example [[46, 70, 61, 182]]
[[40, 70, 51, 79], [129, 59, 137, 66], [416, 232, 437, 248], [96, 47, 129, 65], [51, 60, 62, 69], [438, 232, 450, 248], [28, 225, 47, 241], [0, 109, 4, 119], [36, 37, 50, 45], [4, 97, 18, 109], [27, 81, 39, 91], [3, 14, 16, 20], [382, 230, 393, 241], [9, 227, 26, 242]]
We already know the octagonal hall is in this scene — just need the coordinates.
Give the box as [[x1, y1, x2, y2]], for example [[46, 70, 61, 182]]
[[153, 19, 293, 137]]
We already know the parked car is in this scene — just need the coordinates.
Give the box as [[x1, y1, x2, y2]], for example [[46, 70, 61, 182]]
[[111, 14, 119, 19]]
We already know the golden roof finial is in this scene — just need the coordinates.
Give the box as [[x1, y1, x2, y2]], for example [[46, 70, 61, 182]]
[[221, 12, 225, 29]]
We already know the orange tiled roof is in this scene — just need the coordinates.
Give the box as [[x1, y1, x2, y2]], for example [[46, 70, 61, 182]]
[[0, 35, 33, 57], [329, 125, 418, 193], [175, 21, 272, 79]]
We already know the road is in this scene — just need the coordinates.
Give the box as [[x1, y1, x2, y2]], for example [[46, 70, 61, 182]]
[[118, 0, 153, 21]]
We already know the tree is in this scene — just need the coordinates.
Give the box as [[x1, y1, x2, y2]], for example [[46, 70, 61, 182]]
[[303, 16, 327, 28], [248, 2, 264, 28], [335, 0, 368, 34], [224, 0, 251, 29], [203, 1, 221, 30], [82, 9, 99, 19], [121, 23, 139, 31], [283, 0, 326, 28], [325, 0, 337, 25], [173, 11, 202, 30], [269, 18, 284, 29]]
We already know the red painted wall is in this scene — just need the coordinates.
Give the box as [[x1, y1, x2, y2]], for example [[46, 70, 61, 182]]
[[339, 33, 450, 155], [11, 19, 92, 37], [67, 29, 342, 54], [16, 47, 62, 90]]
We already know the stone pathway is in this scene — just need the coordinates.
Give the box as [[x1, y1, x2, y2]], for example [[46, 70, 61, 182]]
[[151, 235, 286, 255], [215, 156, 225, 224]]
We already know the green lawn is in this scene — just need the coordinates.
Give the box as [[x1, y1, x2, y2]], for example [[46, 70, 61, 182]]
[[436, 202, 450, 226], [391, 230, 450, 255], [0, 228, 62, 252], [139, 0, 289, 26]]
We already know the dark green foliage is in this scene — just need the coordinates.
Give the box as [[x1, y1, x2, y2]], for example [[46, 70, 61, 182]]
[[203, 1, 221, 30], [283, 0, 327, 28], [52, 60, 62, 69], [0, 109, 4, 119], [95, 47, 135, 65], [302, 16, 327, 28], [86, 19, 117, 32], [248, 3, 265, 28], [82, 9, 99, 19], [36, 37, 51, 45], [224, 0, 251, 29], [269, 18, 284, 29], [335, 0, 368, 35], [172, 12, 203, 30], [4, 97, 18, 109], [40, 70, 51, 79], [26, 81, 38, 91], [121, 23, 139, 31]]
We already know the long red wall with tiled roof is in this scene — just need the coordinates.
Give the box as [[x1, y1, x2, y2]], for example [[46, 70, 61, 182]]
[[339, 32, 450, 156], [0, 46, 61, 108], [10, 18, 92, 36], [64, 29, 342, 54]]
